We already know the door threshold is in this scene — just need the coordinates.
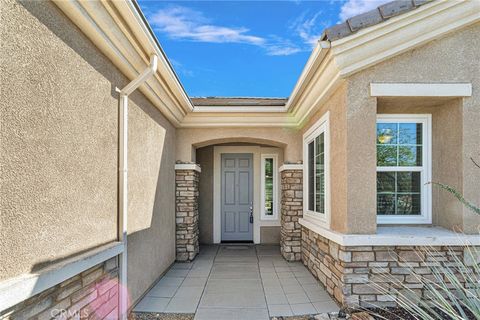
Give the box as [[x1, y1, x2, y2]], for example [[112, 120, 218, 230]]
[[220, 241, 254, 244]]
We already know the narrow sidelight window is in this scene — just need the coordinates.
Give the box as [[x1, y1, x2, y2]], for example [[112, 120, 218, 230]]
[[261, 155, 278, 220], [308, 141, 315, 211], [376, 115, 432, 224], [307, 133, 325, 214], [303, 112, 330, 227]]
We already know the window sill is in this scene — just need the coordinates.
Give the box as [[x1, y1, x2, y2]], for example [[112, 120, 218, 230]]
[[377, 215, 432, 225], [303, 211, 329, 228], [299, 218, 480, 246], [261, 216, 279, 221], [260, 216, 280, 226]]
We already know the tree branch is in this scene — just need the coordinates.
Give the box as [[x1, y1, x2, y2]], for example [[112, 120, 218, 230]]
[[471, 157, 480, 169]]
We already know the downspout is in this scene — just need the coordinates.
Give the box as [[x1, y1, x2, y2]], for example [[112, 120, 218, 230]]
[[118, 54, 158, 320]]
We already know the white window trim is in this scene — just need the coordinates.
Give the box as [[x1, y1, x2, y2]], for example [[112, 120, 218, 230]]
[[370, 83, 472, 97], [376, 114, 432, 224], [303, 112, 330, 229], [261, 154, 278, 221]]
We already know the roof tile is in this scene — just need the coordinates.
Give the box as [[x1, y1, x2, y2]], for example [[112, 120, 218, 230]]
[[413, 0, 431, 6], [379, 0, 415, 19], [325, 23, 352, 41], [347, 8, 383, 32], [324, 0, 433, 42]]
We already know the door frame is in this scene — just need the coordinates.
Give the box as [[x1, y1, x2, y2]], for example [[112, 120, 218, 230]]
[[213, 146, 259, 243], [213, 146, 282, 244]]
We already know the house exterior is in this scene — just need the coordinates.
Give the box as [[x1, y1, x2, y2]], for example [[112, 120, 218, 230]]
[[1, 0, 479, 319]]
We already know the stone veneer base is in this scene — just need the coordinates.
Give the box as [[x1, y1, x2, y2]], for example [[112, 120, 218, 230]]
[[280, 169, 303, 261], [301, 226, 478, 308], [0, 258, 119, 319], [175, 169, 200, 262]]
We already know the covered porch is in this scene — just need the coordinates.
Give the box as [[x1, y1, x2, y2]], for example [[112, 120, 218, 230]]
[[134, 245, 338, 319], [174, 128, 305, 262]]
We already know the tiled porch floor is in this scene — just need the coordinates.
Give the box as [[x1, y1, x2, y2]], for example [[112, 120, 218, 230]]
[[134, 245, 338, 319]]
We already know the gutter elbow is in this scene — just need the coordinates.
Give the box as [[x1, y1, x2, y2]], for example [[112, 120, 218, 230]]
[[120, 54, 159, 95], [319, 40, 331, 49], [148, 54, 158, 77]]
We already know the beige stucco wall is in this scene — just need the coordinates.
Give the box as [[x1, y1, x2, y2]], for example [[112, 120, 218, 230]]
[[260, 226, 281, 244], [302, 83, 350, 233], [176, 127, 302, 163], [197, 146, 214, 244], [345, 22, 480, 234], [1, 0, 116, 280], [127, 90, 176, 303], [0, 0, 176, 304]]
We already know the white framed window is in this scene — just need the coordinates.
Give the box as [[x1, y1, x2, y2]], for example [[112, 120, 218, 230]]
[[303, 112, 330, 228], [261, 154, 278, 220], [376, 114, 432, 224]]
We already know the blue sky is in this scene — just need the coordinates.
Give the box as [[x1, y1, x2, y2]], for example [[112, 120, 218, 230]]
[[137, 0, 388, 97]]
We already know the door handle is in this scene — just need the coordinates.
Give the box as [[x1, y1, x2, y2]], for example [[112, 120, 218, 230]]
[[249, 202, 253, 223]]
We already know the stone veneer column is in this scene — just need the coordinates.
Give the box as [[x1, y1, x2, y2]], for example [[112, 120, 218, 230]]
[[175, 163, 201, 262], [280, 164, 303, 261]]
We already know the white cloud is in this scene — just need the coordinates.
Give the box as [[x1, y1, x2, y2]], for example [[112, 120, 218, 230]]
[[149, 6, 264, 45], [339, 0, 390, 21], [265, 44, 302, 56], [290, 11, 329, 47], [149, 5, 303, 56], [262, 36, 301, 56], [169, 59, 194, 77]]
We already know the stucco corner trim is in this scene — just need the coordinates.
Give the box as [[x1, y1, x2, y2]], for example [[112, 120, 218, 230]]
[[0, 242, 124, 312], [279, 164, 303, 172], [299, 218, 480, 247], [175, 164, 201, 172], [370, 83, 473, 97]]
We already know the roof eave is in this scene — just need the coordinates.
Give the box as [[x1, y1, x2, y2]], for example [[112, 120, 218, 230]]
[[53, 0, 479, 128], [330, 0, 480, 77]]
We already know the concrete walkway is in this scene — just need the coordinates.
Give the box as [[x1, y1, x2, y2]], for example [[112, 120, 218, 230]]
[[134, 245, 338, 319]]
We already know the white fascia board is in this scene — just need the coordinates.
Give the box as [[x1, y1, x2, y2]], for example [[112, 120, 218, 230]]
[[299, 218, 480, 246], [52, 0, 190, 127], [286, 44, 331, 114], [175, 164, 201, 172], [331, 0, 480, 77], [291, 53, 342, 126], [180, 121, 298, 128], [114, 0, 193, 114], [370, 83, 472, 97], [0, 242, 124, 312], [180, 113, 298, 128]]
